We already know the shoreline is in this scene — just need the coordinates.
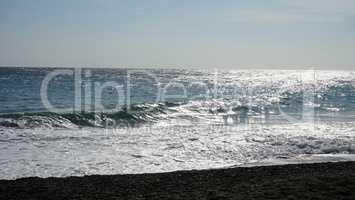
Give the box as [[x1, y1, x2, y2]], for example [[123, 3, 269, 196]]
[[1, 161, 354, 200]]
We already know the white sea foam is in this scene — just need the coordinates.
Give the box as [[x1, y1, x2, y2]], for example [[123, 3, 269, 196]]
[[0, 119, 354, 179]]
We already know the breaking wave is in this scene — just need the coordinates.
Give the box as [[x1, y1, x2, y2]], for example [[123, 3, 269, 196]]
[[1, 78, 355, 129], [0, 104, 170, 129]]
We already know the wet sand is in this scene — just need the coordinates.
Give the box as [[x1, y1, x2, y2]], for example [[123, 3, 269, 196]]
[[1, 161, 355, 200]]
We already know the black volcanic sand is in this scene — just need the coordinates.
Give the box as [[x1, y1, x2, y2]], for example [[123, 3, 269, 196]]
[[1, 162, 355, 200]]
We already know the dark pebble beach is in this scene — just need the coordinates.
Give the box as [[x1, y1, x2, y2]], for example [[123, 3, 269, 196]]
[[1, 161, 355, 200]]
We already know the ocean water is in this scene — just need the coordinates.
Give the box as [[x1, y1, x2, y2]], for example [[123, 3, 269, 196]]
[[0, 67, 355, 179]]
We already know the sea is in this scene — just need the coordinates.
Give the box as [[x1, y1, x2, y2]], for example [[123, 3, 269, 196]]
[[1, 67, 355, 179]]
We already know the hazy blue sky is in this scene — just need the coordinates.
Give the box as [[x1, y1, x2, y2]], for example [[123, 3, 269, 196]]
[[0, 0, 355, 69]]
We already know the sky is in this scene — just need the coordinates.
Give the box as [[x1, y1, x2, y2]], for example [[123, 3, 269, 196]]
[[0, 0, 355, 69]]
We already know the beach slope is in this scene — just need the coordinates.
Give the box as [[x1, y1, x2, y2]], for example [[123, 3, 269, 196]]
[[1, 161, 355, 200]]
